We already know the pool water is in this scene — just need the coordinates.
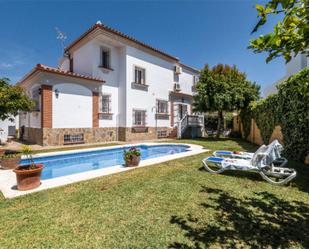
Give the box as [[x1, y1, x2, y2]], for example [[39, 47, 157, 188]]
[[20, 144, 190, 180]]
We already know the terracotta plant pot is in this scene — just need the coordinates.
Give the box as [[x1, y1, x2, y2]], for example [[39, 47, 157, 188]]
[[1, 157, 20, 169], [13, 164, 43, 191], [0, 148, 5, 156], [125, 155, 141, 167]]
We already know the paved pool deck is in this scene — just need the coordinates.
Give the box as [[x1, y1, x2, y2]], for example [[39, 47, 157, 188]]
[[0, 143, 208, 199]]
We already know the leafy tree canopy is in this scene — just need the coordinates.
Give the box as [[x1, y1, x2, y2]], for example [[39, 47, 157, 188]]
[[249, 0, 308, 63], [0, 78, 34, 121], [193, 64, 260, 136]]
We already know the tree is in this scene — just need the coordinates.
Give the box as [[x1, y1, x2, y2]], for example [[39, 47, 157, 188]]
[[0, 78, 34, 121], [193, 64, 260, 138], [249, 0, 308, 63]]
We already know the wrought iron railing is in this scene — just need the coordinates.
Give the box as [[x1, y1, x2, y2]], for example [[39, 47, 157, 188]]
[[177, 114, 204, 138]]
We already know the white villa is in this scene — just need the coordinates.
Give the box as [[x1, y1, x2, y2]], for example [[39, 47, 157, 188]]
[[264, 53, 308, 96], [18, 22, 201, 146]]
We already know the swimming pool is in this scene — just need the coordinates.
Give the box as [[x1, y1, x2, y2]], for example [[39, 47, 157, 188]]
[[20, 144, 190, 180]]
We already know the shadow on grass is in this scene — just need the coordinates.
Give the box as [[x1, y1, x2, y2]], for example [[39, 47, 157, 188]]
[[199, 163, 309, 194], [170, 186, 309, 248]]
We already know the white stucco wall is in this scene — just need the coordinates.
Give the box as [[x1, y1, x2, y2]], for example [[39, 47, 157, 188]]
[[125, 46, 175, 128], [178, 68, 196, 95], [266, 54, 308, 97], [0, 117, 18, 143], [92, 40, 122, 128], [52, 83, 93, 128], [118, 47, 127, 127], [286, 53, 308, 77], [73, 41, 94, 76], [19, 112, 41, 129]]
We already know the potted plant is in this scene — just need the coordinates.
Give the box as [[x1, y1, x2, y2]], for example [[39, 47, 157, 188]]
[[13, 145, 43, 191], [123, 147, 141, 167], [0, 147, 5, 156], [0, 152, 21, 169]]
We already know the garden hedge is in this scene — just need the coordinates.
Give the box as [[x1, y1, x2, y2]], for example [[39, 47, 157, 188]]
[[240, 68, 309, 162]]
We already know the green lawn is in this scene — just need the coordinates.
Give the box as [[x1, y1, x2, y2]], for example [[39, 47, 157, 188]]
[[0, 138, 308, 248]]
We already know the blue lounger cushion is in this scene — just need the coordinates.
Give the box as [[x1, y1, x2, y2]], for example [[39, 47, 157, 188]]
[[214, 151, 233, 155], [206, 157, 225, 163]]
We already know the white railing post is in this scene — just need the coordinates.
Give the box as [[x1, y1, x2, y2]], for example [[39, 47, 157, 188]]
[[177, 114, 188, 139], [177, 114, 205, 138]]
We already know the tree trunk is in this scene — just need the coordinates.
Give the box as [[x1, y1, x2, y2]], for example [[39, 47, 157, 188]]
[[216, 110, 223, 138]]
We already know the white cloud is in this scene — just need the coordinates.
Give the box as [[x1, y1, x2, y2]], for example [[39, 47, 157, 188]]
[[0, 62, 14, 68]]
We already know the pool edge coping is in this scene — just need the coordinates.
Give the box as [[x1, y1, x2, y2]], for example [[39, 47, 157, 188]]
[[0, 142, 208, 199]]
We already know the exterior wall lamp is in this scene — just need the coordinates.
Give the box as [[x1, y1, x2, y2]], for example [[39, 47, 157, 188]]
[[55, 89, 60, 98]]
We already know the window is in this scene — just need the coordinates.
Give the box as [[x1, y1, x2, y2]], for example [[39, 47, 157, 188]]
[[193, 75, 199, 85], [156, 100, 168, 114], [133, 109, 146, 126], [31, 87, 41, 111], [100, 94, 111, 113], [134, 66, 146, 85], [192, 75, 199, 92], [157, 130, 168, 138], [64, 134, 84, 144], [177, 104, 188, 119], [101, 47, 110, 69]]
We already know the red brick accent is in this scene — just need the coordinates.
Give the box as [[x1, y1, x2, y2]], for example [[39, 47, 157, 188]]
[[170, 100, 174, 127], [93, 92, 99, 128], [41, 85, 53, 128], [189, 104, 193, 114]]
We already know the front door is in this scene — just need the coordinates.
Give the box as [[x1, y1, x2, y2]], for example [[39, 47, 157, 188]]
[[174, 104, 188, 123]]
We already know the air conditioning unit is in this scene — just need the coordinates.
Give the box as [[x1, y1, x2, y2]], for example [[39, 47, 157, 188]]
[[174, 83, 181, 92], [174, 65, 182, 74]]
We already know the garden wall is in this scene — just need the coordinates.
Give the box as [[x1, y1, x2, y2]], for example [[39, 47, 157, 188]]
[[233, 117, 309, 164]]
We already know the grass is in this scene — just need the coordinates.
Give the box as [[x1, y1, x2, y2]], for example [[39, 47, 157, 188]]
[[0, 138, 308, 248]]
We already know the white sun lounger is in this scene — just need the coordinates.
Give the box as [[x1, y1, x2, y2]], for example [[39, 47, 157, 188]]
[[213, 140, 288, 167], [203, 143, 296, 185]]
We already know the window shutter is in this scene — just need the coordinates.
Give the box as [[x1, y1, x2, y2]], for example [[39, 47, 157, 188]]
[[99, 95, 102, 113], [133, 110, 136, 125], [108, 95, 111, 113]]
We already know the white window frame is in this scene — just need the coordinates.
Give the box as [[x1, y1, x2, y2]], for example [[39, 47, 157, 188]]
[[156, 99, 169, 114], [134, 66, 146, 85], [193, 75, 199, 85], [133, 109, 147, 126], [31, 87, 41, 111], [100, 47, 111, 69], [100, 94, 112, 114]]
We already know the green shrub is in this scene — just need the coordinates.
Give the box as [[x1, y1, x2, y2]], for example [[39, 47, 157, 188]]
[[240, 68, 309, 162], [252, 94, 280, 144], [239, 107, 253, 139], [204, 112, 233, 130], [276, 68, 309, 161]]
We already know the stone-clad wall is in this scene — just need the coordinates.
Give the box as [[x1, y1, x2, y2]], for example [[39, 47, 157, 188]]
[[42, 127, 117, 146], [23, 127, 43, 145], [118, 127, 173, 142], [22, 127, 174, 146]]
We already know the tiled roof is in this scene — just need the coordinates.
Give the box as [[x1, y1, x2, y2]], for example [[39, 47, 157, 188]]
[[64, 22, 179, 61], [18, 64, 105, 85]]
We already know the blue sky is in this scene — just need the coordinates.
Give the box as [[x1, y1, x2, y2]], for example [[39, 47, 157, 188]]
[[0, 0, 284, 95]]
